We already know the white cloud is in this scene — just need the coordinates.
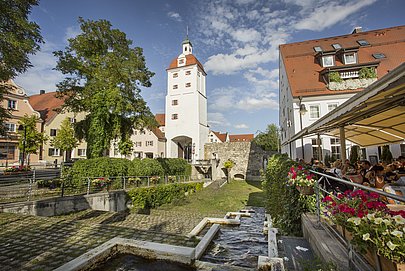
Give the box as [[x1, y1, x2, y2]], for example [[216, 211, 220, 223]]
[[14, 40, 63, 95], [167, 11, 182, 22], [231, 28, 261, 43], [208, 112, 230, 128], [64, 25, 81, 41], [235, 123, 249, 129], [237, 97, 278, 110], [294, 0, 377, 31]]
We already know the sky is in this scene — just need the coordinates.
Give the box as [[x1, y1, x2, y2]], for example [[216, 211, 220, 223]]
[[15, 0, 405, 135]]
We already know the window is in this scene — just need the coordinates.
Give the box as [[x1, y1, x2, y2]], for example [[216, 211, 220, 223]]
[[171, 114, 178, 120], [69, 118, 76, 123], [344, 53, 357, 64], [332, 43, 341, 50], [78, 149, 86, 156], [140, 130, 146, 135], [197, 72, 201, 77], [134, 152, 142, 158], [330, 138, 341, 160], [357, 40, 370, 46], [172, 100, 178, 106], [0, 144, 15, 160], [373, 53, 386, 59], [178, 59, 185, 65], [185, 70, 191, 75], [400, 144, 405, 156], [7, 100, 17, 110], [309, 105, 320, 119], [185, 82, 191, 87], [322, 55, 334, 67], [135, 142, 142, 147], [146, 141, 153, 146], [48, 148, 60, 156], [4, 123, 16, 132], [134, 130, 137, 135], [328, 103, 338, 112], [50, 129, 57, 136], [173, 84, 178, 90], [173, 73, 178, 78], [313, 46, 323, 52]]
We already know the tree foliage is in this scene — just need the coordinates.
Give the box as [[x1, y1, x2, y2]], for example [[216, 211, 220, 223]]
[[0, 0, 43, 135], [18, 115, 47, 163], [349, 145, 360, 165], [253, 124, 280, 151], [381, 145, 393, 164], [51, 117, 79, 161], [54, 17, 155, 158]]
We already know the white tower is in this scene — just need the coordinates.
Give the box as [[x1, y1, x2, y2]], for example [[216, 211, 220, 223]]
[[165, 37, 209, 163]]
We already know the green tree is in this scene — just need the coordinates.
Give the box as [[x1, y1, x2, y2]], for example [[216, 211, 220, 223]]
[[18, 115, 47, 165], [0, 0, 43, 135], [51, 117, 79, 162], [118, 138, 133, 157], [54, 18, 155, 158], [253, 124, 280, 151], [349, 145, 360, 165], [381, 145, 393, 164]]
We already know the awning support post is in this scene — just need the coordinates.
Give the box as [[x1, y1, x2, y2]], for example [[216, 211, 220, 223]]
[[340, 126, 347, 161]]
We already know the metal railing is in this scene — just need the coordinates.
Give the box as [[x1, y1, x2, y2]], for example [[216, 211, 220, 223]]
[[0, 171, 209, 204], [310, 170, 405, 271]]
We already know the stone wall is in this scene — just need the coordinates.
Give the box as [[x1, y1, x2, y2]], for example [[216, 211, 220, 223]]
[[204, 142, 274, 181]]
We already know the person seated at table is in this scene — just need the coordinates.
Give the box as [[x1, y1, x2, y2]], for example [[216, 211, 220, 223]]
[[359, 160, 371, 184], [371, 165, 385, 189], [385, 163, 399, 183], [329, 160, 343, 178]]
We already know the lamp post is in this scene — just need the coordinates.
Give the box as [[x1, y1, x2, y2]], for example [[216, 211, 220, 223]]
[[18, 125, 27, 167], [298, 97, 307, 161]]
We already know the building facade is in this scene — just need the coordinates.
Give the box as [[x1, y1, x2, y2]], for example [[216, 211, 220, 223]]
[[165, 38, 209, 162], [0, 80, 42, 167], [279, 25, 405, 163]]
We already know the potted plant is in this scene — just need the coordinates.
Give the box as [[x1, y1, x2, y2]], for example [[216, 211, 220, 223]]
[[287, 165, 316, 195], [92, 177, 112, 192]]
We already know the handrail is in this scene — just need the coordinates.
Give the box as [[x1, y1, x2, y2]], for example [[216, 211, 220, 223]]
[[310, 170, 405, 203]]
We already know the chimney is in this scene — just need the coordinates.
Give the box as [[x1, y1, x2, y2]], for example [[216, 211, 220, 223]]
[[40, 90, 45, 95], [352, 26, 362, 34]]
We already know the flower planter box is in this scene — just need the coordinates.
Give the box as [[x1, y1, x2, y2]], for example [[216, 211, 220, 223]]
[[379, 255, 405, 271], [296, 186, 314, 195]]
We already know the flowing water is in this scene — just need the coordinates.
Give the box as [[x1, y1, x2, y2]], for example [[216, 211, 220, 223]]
[[200, 207, 267, 269]]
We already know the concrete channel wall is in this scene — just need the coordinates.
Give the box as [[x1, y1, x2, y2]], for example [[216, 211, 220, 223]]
[[0, 190, 129, 216]]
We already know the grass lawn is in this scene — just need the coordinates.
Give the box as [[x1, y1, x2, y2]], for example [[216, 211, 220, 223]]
[[160, 180, 266, 215]]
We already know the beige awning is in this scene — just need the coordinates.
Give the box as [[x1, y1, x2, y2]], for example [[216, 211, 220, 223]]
[[286, 62, 405, 147]]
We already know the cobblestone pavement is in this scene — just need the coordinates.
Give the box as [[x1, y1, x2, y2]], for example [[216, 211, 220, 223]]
[[0, 208, 214, 271]]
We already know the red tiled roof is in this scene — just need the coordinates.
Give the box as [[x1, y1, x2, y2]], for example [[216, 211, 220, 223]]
[[229, 134, 254, 142], [280, 25, 405, 98], [155, 113, 165, 126], [28, 92, 65, 123], [213, 131, 228, 143], [167, 54, 206, 74], [151, 127, 165, 140]]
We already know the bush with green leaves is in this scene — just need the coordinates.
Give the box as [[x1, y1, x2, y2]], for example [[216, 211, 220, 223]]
[[262, 154, 313, 236], [359, 67, 377, 79], [127, 182, 203, 210], [70, 157, 132, 185], [157, 158, 191, 176], [128, 158, 164, 176], [329, 71, 343, 83]]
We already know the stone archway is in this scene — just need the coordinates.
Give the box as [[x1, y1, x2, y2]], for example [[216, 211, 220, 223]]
[[172, 136, 192, 161]]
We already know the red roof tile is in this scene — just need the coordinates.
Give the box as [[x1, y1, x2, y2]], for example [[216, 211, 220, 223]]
[[213, 131, 228, 143], [167, 54, 206, 74], [280, 25, 405, 97], [229, 134, 254, 142], [151, 127, 165, 140], [155, 113, 165, 126], [28, 92, 65, 123]]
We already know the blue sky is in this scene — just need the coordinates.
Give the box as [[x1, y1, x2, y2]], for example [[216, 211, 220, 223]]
[[15, 0, 405, 135]]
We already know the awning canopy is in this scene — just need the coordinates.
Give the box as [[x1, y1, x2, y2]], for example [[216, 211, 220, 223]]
[[286, 62, 405, 147]]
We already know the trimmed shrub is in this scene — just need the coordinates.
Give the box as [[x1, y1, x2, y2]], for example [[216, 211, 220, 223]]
[[127, 182, 203, 210], [70, 157, 132, 185], [128, 158, 164, 176], [262, 154, 312, 236], [157, 158, 191, 176]]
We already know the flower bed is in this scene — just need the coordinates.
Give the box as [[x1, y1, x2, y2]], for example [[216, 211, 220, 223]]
[[4, 165, 31, 174], [288, 165, 315, 194], [92, 177, 112, 191]]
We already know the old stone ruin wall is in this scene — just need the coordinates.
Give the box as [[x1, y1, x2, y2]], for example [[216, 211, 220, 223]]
[[204, 142, 274, 181]]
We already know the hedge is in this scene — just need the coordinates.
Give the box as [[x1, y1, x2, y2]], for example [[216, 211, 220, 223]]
[[127, 182, 203, 209], [157, 158, 192, 176], [262, 154, 310, 236], [70, 157, 132, 185], [128, 158, 164, 176]]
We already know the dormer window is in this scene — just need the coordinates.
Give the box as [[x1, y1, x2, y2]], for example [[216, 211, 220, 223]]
[[343, 52, 357, 65], [332, 43, 341, 50], [373, 53, 386, 59], [322, 55, 335, 67], [313, 46, 323, 53], [178, 58, 185, 66]]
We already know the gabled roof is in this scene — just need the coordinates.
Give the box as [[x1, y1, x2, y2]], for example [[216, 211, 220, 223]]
[[280, 25, 405, 98], [213, 131, 228, 143], [229, 134, 254, 142], [155, 113, 165, 126], [28, 91, 65, 123], [167, 54, 206, 74], [151, 127, 166, 141]]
